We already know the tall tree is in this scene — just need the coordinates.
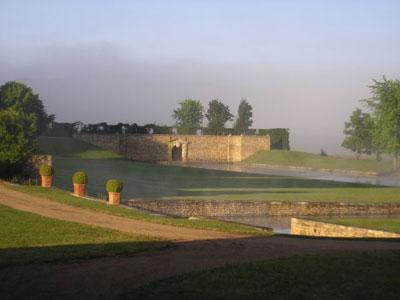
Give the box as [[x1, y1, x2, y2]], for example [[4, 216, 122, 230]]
[[205, 99, 233, 135], [342, 108, 376, 159], [0, 110, 37, 177], [0, 81, 54, 134], [364, 77, 400, 170], [172, 99, 204, 133], [234, 99, 253, 134]]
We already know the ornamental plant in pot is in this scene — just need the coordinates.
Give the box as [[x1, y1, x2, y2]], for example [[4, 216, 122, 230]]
[[106, 179, 123, 205], [39, 165, 54, 188], [72, 171, 88, 197]]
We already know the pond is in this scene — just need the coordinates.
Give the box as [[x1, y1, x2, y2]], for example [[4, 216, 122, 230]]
[[216, 214, 400, 235], [216, 216, 292, 234]]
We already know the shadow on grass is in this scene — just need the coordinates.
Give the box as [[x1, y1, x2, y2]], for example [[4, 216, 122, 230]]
[[0, 240, 173, 268], [1, 235, 400, 299]]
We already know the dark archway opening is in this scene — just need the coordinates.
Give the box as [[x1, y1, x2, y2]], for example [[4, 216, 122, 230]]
[[172, 145, 182, 161]]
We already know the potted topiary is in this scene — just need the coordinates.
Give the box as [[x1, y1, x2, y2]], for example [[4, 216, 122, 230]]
[[39, 164, 54, 188], [72, 171, 88, 197], [106, 179, 123, 205]]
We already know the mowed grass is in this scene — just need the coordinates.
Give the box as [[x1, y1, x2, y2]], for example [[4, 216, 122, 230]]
[[320, 217, 400, 233], [6, 183, 269, 236], [38, 136, 122, 159], [0, 204, 170, 267], [245, 150, 393, 173], [37, 136, 400, 204], [128, 251, 400, 300]]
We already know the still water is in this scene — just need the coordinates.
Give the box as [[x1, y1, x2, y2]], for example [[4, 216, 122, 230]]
[[184, 162, 400, 187], [216, 215, 292, 234]]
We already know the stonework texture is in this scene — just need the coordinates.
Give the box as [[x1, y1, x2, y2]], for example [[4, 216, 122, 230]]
[[291, 217, 400, 238], [127, 199, 400, 217], [74, 134, 270, 162]]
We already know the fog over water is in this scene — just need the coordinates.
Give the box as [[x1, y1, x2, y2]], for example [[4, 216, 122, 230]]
[[1, 1, 400, 154]]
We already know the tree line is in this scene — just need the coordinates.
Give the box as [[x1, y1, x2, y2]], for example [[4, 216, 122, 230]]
[[342, 76, 400, 170], [172, 98, 253, 135]]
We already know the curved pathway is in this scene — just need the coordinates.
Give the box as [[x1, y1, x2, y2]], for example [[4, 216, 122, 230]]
[[0, 183, 400, 299], [0, 183, 241, 241]]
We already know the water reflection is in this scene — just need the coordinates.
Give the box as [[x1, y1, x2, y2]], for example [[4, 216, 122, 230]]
[[216, 215, 292, 234], [184, 162, 400, 187]]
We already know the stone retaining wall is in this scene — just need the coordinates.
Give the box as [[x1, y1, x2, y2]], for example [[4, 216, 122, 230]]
[[291, 217, 400, 238], [127, 199, 400, 217], [74, 134, 269, 162]]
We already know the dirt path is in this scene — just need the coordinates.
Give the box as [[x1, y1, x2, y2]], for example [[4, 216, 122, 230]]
[[0, 183, 242, 241], [0, 183, 400, 299]]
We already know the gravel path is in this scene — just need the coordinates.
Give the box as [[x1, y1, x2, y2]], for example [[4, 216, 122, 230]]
[[0, 183, 242, 241], [0, 183, 399, 299]]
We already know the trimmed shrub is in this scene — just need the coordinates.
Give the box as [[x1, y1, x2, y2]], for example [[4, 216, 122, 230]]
[[72, 171, 88, 184], [39, 164, 54, 176], [106, 179, 123, 193]]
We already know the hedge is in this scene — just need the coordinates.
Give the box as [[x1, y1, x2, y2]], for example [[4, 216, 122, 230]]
[[257, 128, 290, 150]]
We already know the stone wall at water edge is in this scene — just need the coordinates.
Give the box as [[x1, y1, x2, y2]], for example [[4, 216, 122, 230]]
[[126, 199, 400, 217], [74, 134, 270, 162], [291, 217, 400, 238]]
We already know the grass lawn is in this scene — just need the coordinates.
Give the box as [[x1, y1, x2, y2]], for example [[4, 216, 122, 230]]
[[128, 251, 400, 300], [38, 136, 122, 159], [0, 204, 170, 267], [320, 217, 400, 233], [37, 136, 400, 204], [245, 150, 393, 173], [6, 183, 269, 236]]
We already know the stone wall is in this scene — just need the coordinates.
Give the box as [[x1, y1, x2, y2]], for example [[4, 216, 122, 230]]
[[127, 199, 400, 217], [291, 217, 400, 238], [75, 134, 269, 162]]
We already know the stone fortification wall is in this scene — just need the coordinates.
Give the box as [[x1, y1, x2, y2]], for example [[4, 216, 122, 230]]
[[126, 199, 400, 217], [74, 134, 269, 162], [291, 218, 400, 238]]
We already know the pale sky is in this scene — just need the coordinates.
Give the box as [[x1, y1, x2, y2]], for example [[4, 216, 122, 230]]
[[1, 0, 400, 153]]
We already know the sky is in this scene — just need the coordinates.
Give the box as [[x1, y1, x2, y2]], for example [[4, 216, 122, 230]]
[[1, 0, 400, 153]]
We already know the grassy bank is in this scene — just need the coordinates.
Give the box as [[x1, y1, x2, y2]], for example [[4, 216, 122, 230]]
[[245, 150, 392, 173], [320, 217, 400, 233], [6, 183, 269, 236], [38, 136, 122, 159], [0, 204, 169, 267], [128, 250, 400, 300]]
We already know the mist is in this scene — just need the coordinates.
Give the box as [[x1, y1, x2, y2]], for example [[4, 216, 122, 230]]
[[2, 43, 398, 154]]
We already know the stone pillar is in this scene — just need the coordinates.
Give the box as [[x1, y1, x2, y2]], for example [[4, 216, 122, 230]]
[[182, 143, 188, 163]]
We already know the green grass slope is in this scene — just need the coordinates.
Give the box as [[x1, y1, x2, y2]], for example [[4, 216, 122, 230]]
[[7, 184, 269, 236], [37, 136, 122, 159], [0, 204, 169, 267], [245, 150, 392, 173]]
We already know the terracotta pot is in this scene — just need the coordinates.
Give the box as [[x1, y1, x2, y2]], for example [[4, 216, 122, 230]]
[[73, 183, 86, 197], [108, 192, 121, 205], [41, 176, 52, 188]]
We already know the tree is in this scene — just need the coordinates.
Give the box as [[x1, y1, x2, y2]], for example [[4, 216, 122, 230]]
[[0, 110, 37, 177], [172, 99, 204, 133], [205, 99, 233, 135], [342, 108, 376, 159], [0, 81, 54, 134], [363, 77, 400, 170], [234, 99, 253, 134]]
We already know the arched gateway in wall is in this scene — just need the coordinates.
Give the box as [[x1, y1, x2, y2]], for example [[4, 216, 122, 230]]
[[168, 138, 189, 162]]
